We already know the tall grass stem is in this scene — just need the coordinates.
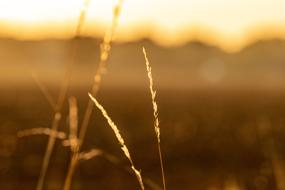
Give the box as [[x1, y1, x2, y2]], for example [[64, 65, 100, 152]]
[[143, 47, 166, 190]]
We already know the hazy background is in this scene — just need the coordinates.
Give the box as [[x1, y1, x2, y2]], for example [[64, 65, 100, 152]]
[[1, 37, 285, 189], [2, 0, 285, 189]]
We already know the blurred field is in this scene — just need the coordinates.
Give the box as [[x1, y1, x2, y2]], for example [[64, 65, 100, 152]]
[[1, 38, 285, 189]]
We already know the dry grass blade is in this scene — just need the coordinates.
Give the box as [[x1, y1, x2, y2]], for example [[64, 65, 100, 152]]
[[78, 149, 103, 161], [88, 93, 145, 190], [143, 47, 167, 190], [17, 128, 66, 139]]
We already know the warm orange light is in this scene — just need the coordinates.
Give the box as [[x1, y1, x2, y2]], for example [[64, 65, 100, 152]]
[[0, 0, 285, 52]]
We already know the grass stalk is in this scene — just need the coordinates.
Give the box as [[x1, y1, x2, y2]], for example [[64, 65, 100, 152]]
[[78, 0, 123, 149], [88, 93, 145, 190], [36, 1, 89, 190], [143, 47, 167, 190], [18, 127, 66, 139], [63, 97, 80, 190], [63, 1, 124, 189]]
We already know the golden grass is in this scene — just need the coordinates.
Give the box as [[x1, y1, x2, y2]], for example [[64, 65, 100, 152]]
[[143, 47, 167, 190], [18, 0, 125, 188], [78, 0, 123, 145], [17, 128, 66, 139], [63, 1, 124, 189], [88, 93, 145, 190], [17, 0, 165, 189]]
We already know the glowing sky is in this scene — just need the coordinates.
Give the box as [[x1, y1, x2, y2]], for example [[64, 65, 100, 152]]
[[0, 0, 285, 51]]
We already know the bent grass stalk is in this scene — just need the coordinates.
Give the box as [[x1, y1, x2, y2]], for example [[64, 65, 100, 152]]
[[88, 93, 144, 190], [88, 93, 145, 190], [143, 47, 166, 190], [63, 0, 124, 189], [36, 1, 90, 190], [18, 128, 66, 139]]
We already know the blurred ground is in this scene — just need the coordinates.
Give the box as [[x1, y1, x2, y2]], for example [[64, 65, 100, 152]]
[[1, 38, 285, 189]]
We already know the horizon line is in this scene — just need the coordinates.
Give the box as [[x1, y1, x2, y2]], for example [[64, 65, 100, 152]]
[[0, 22, 285, 53]]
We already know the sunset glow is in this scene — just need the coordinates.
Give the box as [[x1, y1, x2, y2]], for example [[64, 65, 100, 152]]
[[0, 0, 285, 51]]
